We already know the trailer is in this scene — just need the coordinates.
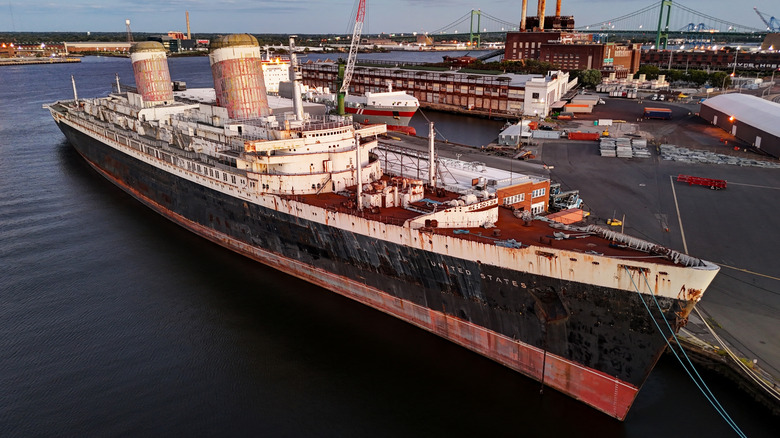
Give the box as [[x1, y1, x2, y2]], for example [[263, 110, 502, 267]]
[[643, 107, 672, 120], [676, 174, 727, 189], [564, 103, 593, 113]]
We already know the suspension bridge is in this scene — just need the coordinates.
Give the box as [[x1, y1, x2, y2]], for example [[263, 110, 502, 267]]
[[421, 2, 773, 48]]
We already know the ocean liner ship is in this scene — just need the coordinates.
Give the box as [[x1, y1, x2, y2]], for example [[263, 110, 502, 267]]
[[47, 35, 719, 420]]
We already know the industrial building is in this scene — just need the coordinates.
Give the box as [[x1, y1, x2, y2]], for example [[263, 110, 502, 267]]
[[699, 94, 780, 157], [503, 0, 640, 77], [641, 49, 780, 72], [146, 35, 198, 53], [299, 63, 575, 118]]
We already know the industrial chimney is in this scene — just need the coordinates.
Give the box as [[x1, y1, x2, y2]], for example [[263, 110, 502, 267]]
[[539, 0, 546, 31], [520, 0, 528, 31], [208, 34, 271, 119], [555, 0, 561, 18], [186, 11, 191, 40], [129, 41, 174, 106]]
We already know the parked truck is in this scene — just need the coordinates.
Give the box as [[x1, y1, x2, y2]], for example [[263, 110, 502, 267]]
[[643, 107, 672, 120]]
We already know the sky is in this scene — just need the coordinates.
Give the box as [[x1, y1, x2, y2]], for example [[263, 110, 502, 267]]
[[1, 1, 778, 35]]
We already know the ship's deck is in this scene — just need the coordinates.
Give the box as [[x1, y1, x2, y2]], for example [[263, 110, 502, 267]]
[[296, 184, 688, 268], [50, 98, 697, 270]]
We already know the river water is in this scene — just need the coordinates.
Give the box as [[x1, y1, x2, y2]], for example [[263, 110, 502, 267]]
[[0, 55, 774, 437]]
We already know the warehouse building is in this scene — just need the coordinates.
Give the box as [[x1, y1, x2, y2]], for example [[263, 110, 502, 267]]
[[300, 63, 575, 118], [699, 94, 780, 157], [64, 42, 132, 54]]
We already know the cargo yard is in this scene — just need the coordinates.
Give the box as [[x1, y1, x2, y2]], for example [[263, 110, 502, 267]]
[[382, 93, 780, 413]]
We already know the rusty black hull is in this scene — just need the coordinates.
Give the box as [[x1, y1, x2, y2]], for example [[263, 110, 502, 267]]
[[57, 120, 685, 416]]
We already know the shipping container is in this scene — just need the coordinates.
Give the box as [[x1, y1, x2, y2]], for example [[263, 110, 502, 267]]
[[532, 130, 563, 139], [568, 132, 601, 141]]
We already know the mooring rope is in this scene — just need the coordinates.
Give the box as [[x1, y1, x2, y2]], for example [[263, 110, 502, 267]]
[[624, 267, 746, 437]]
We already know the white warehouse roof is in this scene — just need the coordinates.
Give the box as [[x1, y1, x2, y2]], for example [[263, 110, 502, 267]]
[[701, 94, 780, 138]]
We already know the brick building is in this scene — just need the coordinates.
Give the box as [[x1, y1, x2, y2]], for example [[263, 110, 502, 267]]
[[0, 42, 15, 58], [504, 31, 640, 76], [495, 177, 550, 214], [13, 43, 66, 57], [505, 31, 590, 61]]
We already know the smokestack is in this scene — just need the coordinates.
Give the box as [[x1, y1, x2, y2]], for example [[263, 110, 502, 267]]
[[536, 1, 541, 27], [539, 0, 546, 31], [209, 34, 271, 119], [555, 0, 561, 18], [520, 0, 528, 31], [186, 11, 191, 40], [130, 41, 174, 106]]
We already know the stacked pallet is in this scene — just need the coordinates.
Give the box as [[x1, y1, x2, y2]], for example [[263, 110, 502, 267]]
[[616, 138, 633, 158], [599, 138, 616, 157], [631, 139, 651, 158], [600, 137, 652, 159]]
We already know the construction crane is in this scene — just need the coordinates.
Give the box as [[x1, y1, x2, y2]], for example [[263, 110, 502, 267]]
[[754, 7, 780, 32], [338, 0, 365, 115], [125, 19, 133, 43]]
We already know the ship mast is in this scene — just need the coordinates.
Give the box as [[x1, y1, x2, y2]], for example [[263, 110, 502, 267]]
[[428, 122, 436, 188], [288, 36, 304, 121], [338, 0, 365, 115]]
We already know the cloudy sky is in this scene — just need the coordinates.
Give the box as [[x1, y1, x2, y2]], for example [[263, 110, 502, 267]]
[[1, 1, 777, 34]]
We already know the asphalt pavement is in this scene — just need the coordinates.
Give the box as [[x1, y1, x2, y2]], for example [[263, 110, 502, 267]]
[[541, 140, 780, 383]]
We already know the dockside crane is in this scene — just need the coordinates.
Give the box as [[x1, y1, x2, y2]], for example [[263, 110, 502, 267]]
[[754, 7, 779, 32], [338, 0, 365, 115]]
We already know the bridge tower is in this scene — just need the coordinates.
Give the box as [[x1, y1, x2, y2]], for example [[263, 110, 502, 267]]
[[469, 9, 482, 48], [655, 0, 673, 49]]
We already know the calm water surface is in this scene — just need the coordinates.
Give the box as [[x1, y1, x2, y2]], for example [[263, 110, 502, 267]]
[[0, 56, 775, 437]]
